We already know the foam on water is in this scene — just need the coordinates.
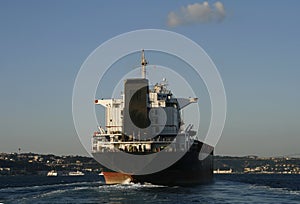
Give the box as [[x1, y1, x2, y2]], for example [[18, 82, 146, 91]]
[[249, 184, 300, 196], [99, 182, 166, 190], [0, 181, 102, 203]]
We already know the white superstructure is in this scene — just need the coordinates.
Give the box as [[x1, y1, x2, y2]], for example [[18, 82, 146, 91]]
[[92, 50, 197, 154]]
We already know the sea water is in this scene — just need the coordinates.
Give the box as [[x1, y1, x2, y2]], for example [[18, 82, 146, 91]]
[[0, 174, 299, 204]]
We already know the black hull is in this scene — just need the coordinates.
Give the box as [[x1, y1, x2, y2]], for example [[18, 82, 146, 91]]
[[93, 140, 214, 186], [133, 144, 213, 185]]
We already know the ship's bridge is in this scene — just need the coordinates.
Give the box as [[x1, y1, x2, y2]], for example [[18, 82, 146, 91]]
[[94, 98, 123, 135], [92, 50, 201, 155]]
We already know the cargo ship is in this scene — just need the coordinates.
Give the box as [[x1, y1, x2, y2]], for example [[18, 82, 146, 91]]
[[92, 50, 214, 185]]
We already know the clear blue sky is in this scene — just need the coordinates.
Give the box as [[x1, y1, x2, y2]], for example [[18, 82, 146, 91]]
[[0, 1, 299, 156]]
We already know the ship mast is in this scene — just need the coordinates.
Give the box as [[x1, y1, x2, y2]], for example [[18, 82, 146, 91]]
[[141, 49, 148, 79]]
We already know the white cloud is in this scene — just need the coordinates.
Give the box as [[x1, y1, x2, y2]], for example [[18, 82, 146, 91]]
[[167, 1, 226, 27]]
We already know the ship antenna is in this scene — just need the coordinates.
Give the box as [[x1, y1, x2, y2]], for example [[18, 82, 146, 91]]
[[141, 49, 148, 79]]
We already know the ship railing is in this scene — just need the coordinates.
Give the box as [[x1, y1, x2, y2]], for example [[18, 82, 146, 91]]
[[92, 130, 197, 153], [92, 144, 190, 153], [92, 139, 196, 153]]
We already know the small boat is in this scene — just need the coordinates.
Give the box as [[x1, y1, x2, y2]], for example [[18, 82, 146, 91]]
[[47, 170, 58, 177], [68, 171, 85, 176]]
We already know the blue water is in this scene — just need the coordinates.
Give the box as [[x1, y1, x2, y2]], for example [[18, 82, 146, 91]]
[[0, 174, 299, 203]]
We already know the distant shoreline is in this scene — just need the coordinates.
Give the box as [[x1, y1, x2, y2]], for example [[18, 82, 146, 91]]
[[1, 152, 300, 176]]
